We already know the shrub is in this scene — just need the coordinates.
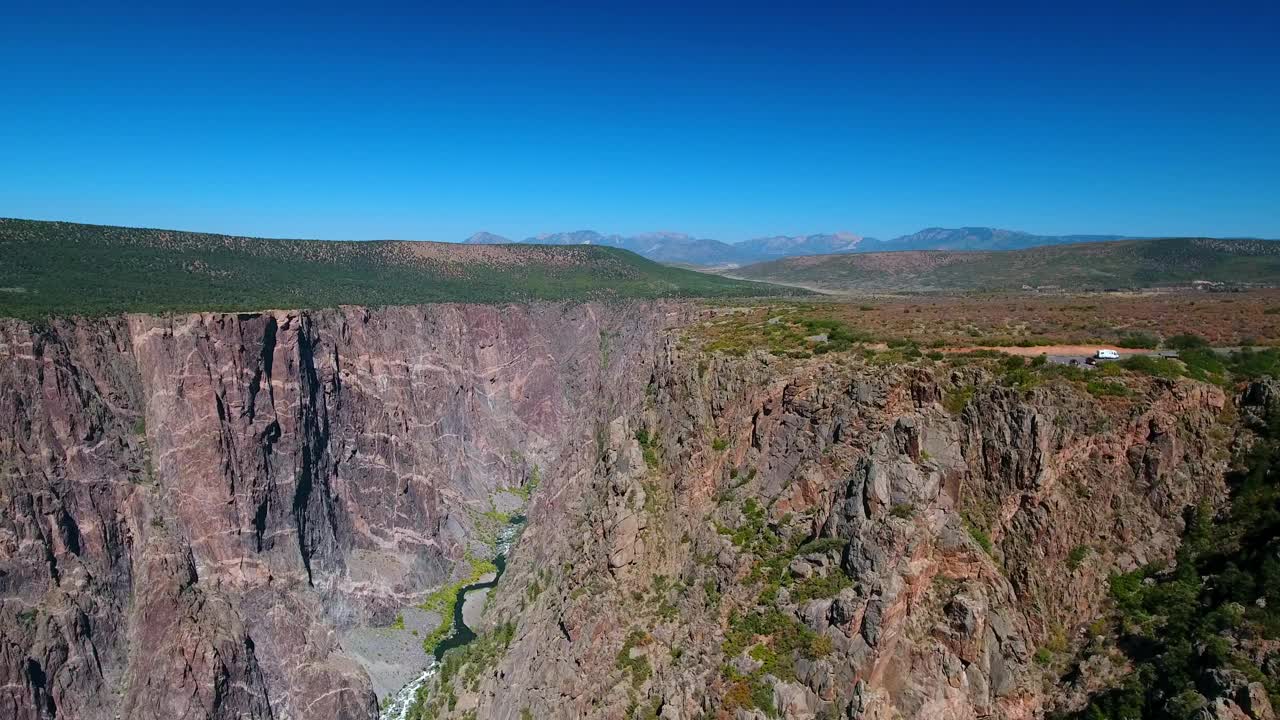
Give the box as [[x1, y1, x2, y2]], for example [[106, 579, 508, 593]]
[[1226, 347, 1280, 379], [800, 317, 870, 354], [1002, 355, 1026, 371], [703, 579, 721, 608], [1040, 363, 1088, 382], [1165, 333, 1209, 350], [635, 429, 660, 468], [616, 630, 652, 689], [1178, 347, 1227, 381], [944, 386, 975, 415], [998, 354, 1041, 390], [790, 572, 854, 603], [1117, 354, 1183, 379], [726, 497, 781, 553], [723, 607, 831, 683], [966, 521, 994, 555], [795, 537, 847, 556], [1086, 380, 1130, 397], [1067, 545, 1090, 570], [722, 677, 775, 715], [890, 503, 915, 519]]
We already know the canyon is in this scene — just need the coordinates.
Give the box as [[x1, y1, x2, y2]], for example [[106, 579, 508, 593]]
[[0, 301, 1266, 719], [0, 303, 676, 720]]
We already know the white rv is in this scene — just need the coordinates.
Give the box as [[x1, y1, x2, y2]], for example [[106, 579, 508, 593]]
[[1094, 349, 1120, 360]]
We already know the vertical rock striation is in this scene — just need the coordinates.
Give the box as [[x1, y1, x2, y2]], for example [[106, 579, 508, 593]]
[[1, 302, 684, 720]]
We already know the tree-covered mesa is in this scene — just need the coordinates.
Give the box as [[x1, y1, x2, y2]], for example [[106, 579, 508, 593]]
[[0, 218, 799, 320], [1066, 389, 1280, 719]]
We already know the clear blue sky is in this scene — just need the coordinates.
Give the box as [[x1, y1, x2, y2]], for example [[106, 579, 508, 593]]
[[3, 1, 1277, 241]]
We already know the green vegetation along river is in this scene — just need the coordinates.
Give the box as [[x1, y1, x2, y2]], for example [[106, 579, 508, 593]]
[[380, 516, 524, 720]]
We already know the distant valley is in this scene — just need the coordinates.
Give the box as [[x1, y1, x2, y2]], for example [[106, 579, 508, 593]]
[[465, 229, 868, 266]]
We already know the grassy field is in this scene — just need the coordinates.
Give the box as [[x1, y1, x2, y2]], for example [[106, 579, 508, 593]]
[[0, 218, 802, 320], [727, 237, 1280, 293]]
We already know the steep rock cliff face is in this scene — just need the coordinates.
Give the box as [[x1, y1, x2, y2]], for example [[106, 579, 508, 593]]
[[1, 303, 682, 720], [444, 345, 1232, 719], [0, 304, 1241, 720]]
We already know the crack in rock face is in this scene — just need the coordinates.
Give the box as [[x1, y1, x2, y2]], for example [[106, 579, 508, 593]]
[[0, 304, 1241, 720], [0, 303, 684, 720]]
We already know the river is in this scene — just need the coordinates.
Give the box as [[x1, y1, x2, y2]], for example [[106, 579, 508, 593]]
[[378, 517, 524, 720]]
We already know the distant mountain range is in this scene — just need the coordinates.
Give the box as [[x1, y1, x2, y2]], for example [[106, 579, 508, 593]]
[[462, 227, 1134, 265], [882, 227, 1127, 251], [465, 230, 745, 266]]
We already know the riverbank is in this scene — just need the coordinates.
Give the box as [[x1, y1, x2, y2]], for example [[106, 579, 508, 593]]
[[378, 516, 525, 720], [339, 607, 442, 701]]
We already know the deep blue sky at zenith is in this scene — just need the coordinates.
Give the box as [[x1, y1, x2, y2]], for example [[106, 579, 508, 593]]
[[3, 1, 1278, 242]]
